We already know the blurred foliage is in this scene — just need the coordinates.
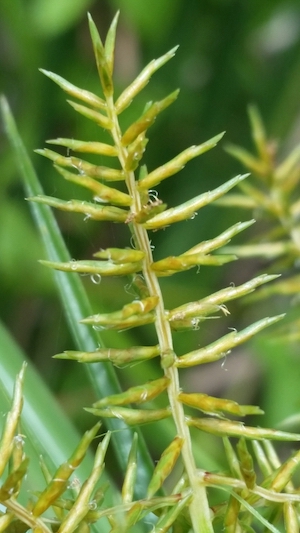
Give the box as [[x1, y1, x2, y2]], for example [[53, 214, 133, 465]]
[[1, 0, 300, 461]]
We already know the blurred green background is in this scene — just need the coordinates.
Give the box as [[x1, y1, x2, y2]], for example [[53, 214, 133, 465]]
[[1, 0, 300, 464]]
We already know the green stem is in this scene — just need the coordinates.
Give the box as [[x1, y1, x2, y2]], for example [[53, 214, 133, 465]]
[[106, 96, 214, 533]]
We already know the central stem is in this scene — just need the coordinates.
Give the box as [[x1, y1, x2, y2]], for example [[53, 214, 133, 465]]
[[107, 95, 214, 533]]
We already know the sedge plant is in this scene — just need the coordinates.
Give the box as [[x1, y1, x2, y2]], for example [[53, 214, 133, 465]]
[[2, 12, 300, 533], [219, 105, 300, 343]]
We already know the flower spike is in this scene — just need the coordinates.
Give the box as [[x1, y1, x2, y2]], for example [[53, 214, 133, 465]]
[[15, 11, 298, 533]]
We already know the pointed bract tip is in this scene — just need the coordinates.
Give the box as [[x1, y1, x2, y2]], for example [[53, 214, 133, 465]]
[[237, 219, 256, 231], [259, 273, 281, 281], [0, 94, 7, 106], [171, 45, 180, 54], [247, 103, 260, 115], [87, 12, 99, 35], [276, 313, 286, 320], [80, 317, 93, 324], [266, 313, 286, 325], [113, 10, 120, 22], [39, 69, 55, 80], [53, 353, 68, 359]]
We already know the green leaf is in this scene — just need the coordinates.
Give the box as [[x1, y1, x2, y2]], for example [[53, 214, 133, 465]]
[[0, 320, 97, 489], [0, 95, 154, 498]]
